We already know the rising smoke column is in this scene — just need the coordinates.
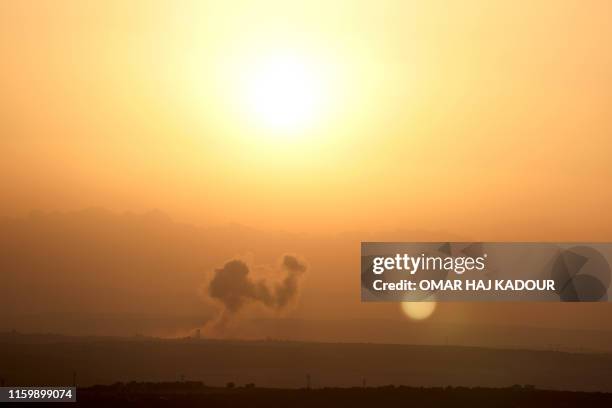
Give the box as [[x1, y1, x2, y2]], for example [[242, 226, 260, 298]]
[[208, 255, 307, 326]]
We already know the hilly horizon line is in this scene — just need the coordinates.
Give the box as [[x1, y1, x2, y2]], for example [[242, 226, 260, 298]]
[[3, 314, 612, 335], [3, 329, 610, 352], [0, 207, 469, 240], [4, 316, 612, 354]]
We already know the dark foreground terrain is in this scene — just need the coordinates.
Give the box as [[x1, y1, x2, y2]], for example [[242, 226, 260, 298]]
[[71, 383, 612, 407], [2, 333, 612, 392]]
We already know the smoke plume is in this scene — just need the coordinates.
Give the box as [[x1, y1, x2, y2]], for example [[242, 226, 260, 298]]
[[208, 255, 307, 326]]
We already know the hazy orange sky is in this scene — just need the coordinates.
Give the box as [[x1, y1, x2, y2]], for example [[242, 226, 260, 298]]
[[2, 0, 611, 237]]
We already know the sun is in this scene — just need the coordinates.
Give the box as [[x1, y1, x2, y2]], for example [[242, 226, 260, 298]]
[[401, 301, 437, 321], [242, 53, 328, 134]]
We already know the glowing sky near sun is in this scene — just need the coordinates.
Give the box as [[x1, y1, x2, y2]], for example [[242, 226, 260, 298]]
[[1, 0, 611, 238]]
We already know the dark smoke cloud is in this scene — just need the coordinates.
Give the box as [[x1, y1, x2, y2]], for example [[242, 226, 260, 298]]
[[275, 255, 306, 308], [208, 255, 307, 324]]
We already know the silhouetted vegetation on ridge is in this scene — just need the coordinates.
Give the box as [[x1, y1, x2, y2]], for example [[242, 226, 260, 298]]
[[75, 382, 612, 407]]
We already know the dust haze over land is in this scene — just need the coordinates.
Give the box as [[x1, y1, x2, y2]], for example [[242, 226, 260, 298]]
[[1, 208, 612, 350]]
